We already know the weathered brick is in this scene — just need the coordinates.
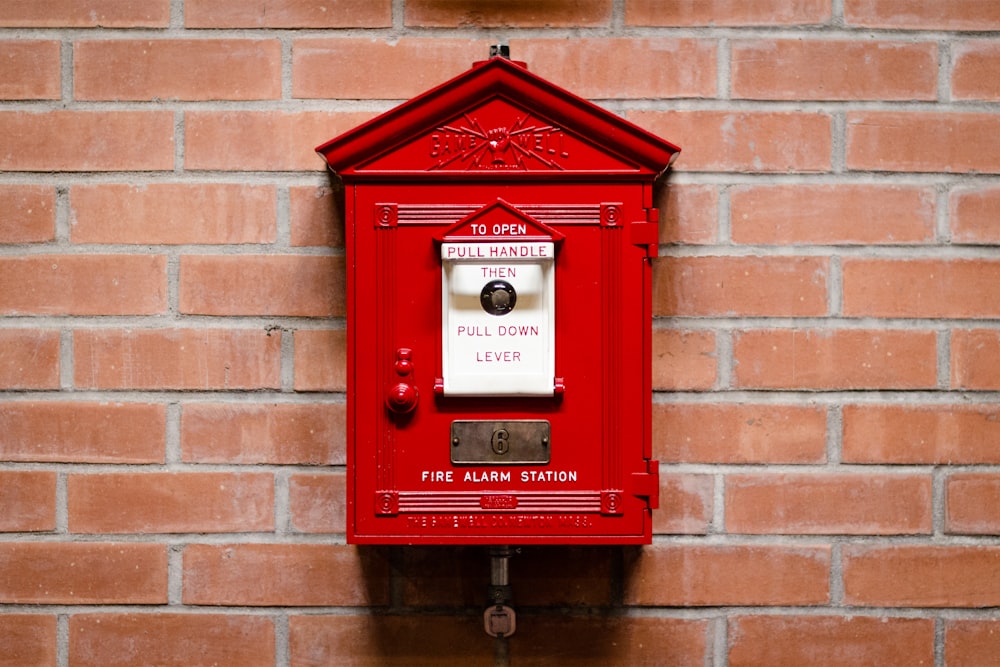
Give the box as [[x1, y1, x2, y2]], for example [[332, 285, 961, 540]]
[[0, 184, 55, 243], [657, 184, 718, 245], [0, 255, 166, 315], [952, 41, 1000, 101], [653, 256, 828, 317], [951, 186, 1000, 244], [729, 615, 935, 667], [71, 183, 276, 245], [0, 40, 60, 100], [654, 473, 713, 534], [75, 39, 281, 101], [626, 0, 830, 25], [510, 38, 717, 99], [0, 329, 59, 389], [289, 472, 346, 533], [0, 615, 56, 667], [68, 472, 275, 534], [843, 403, 1000, 464], [185, 110, 376, 171], [182, 402, 344, 465], [730, 184, 935, 245], [293, 329, 347, 392], [624, 544, 830, 606], [0, 0, 169, 27], [847, 111, 1000, 173], [0, 471, 56, 532], [185, 0, 391, 28], [844, 0, 1000, 30], [407, 0, 612, 27], [945, 620, 1000, 667], [0, 401, 165, 463], [732, 39, 936, 101], [70, 614, 274, 667], [651, 329, 716, 391], [725, 473, 932, 535], [946, 473, 1000, 535], [733, 329, 937, 390], [0, 111, 174, 171], [628, 110, 831, 172], [843, 545, 1000, 607], [290, 185, 344, 247], [843, 259, 1000, 318], [179, 255, 344, 317], [0, 543, 167, 604], [182, 544, 389, 606], [654, 403, 828, 464], [952, 329, 1000, 390], [74, 329, 282, 390]]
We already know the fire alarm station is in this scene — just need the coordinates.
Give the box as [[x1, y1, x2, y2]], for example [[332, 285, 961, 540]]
[[317, 49, 679, 546]]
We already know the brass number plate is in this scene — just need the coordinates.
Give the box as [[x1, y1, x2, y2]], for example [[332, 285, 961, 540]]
[[451, 420, 550, 465]]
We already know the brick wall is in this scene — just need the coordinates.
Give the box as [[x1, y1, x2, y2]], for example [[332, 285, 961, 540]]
[[2, 1, 999, 665]]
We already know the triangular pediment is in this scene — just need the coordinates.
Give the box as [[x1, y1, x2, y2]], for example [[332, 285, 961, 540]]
[[317, 57, 679, 179], [436, 199, 566, 243]]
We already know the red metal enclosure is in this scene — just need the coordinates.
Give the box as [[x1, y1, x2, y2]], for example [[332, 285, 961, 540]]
[[317, 55, 680, 544]]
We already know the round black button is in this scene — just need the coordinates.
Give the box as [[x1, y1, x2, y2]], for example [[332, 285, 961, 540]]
[[480, 280, 516, 316]]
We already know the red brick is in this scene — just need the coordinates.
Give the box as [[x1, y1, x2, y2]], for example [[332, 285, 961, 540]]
[[0, 255, 166, 316], [624, 544, 830, 606], [68, 472, 274, 534], [733, 329, 937, 390], [290, 472, 345, 533], [843, 404, 1000, 464], [0, 615, 56, 667], [726, 473, 932, 535], [657, 184, 718, 245], [292, 37, 490, 100], [0, 329, 59, 389], [70, 614, 274, 667], [654, 403, 827, 464], [0, 0, 169, 27], [0, 185, 55, 243], [74, 329, 282, 390], [952, 329, 1000, 390], [407, 0, 612, 27], [182, 403, 345, 465], [951, 186, 1000, 244], [293, 329, 346, 391], [0, 40, 60, 100], [0, 401, 164, 463], [843, 545, 1000, 607], [511, 38, 717, 99], [847, 112, 1000, 173], [179, 255, 344, 317], [397, 546, 485, 607], [947, 474, 1000, 535], [843, 259, 1000, 318], [75, 39, 281, 101], [0, 471, 55, 532], [732, 39, 936, 101], [0, 543, 166, 604], [654, 256, 828, 317], [71, 183, 276, 245], [0, 111, 173, 171], [185, 110, 376, 171], [730, 184, 935, 245], [945, 620, 1000, 667], [651, 329, 716, 390], [182, 544, 388, 606], [729, 615, 935, 667], [952, 41, 1000, 101], [628, 110, 831, 172], [844, 0, 1000, 30], [290, 185, 343, 248], [185, 0, 391, 28], [625, 0, 831, 26], [654, 473, 713, 534]]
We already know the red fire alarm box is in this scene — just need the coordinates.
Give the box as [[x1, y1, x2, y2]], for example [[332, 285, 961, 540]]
[[317, 54, 679, 544]]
